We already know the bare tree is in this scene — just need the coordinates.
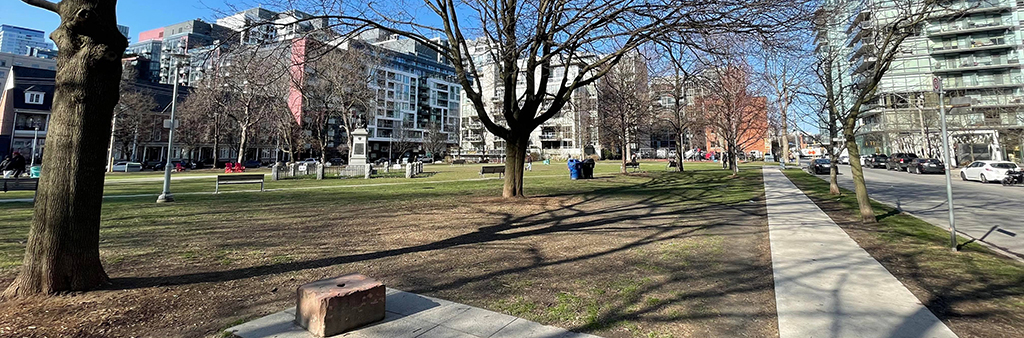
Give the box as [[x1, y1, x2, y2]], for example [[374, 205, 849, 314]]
[[598, 51, 652, 173], [389, 119, 415, 161], [421, 122, 450, 160], [5, 0, 128, 297], [700, 62, 769, 175], [292, 42, 376, 164], [295, 0, 810, 197], [762, 49, 807, 169], [111, 86, 157, 163], [817, 0, 945, 223]]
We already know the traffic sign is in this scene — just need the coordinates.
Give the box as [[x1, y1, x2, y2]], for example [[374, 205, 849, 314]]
[[932, 77, 942, 93], [163, 119, 179, 129]]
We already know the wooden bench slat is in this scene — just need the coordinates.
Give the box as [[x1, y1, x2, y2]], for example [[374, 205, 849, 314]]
[[480, 165, 505, 178], [1, 178, 38, 192]]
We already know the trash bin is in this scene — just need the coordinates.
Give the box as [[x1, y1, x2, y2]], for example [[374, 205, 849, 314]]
[[29, 166, 41, 178], [567, 159, 580, 180], [581, 158, 595, 179], [543, 159, 551, 165]]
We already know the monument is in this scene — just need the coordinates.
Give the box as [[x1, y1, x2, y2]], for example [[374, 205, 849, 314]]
[[349, 128, 368, 166]]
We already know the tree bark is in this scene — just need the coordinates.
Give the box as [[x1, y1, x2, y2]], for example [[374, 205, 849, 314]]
[[844, 129, 876, 223], [829, 152, 841, 195], [676, 132, 685, 172], [236, 124, 248, 163], [5, 0, 127, 297], [620, 143, 628, 174], [502, 134, 528, 198]]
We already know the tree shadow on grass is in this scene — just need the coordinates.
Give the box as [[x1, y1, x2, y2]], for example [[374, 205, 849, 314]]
[[108, 169, 763, 290]]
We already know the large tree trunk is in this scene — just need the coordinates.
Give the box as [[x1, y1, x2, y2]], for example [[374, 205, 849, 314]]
[[5, 0, 127, 297], [502, 135, 528, 198], [620, 143, 628, 174], [844, 128, 876, 223], [829, 152, 840, 195]]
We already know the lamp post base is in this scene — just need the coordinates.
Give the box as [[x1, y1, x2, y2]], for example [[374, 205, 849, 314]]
[[156, 193, 175, 203]]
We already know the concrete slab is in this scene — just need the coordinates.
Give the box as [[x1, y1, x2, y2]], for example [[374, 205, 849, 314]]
[[226, 288, 602, 338], [763, 168, 958, 338]]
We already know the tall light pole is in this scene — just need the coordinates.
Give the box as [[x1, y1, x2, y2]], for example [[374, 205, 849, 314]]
[[157, 54, 187, 203], [30, 127, 39, 167], [933, 77, 957, 251]]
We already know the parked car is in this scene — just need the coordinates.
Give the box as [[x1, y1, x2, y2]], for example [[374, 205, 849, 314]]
[[329, 158, 346, 166], [243, 160, 262, 168], [141, 160, 162, 170], [811, 158, 832, 175], [109, 162, 143, 172], [961, 160, 1021, 183], [155, 159, 198, 171], [887, 153, 919, 171], [417, 155, 434, 164], [838, 155, 850, 165], [908, 158, 944, 174], [865, 154, 889, 168]]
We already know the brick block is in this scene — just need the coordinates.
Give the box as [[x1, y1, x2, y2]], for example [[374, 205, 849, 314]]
[[295, 273, 386, 337]]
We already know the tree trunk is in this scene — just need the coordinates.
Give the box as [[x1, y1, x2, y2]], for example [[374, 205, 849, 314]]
[[236, 125, 248, 163], [844, 130, 876, 223], [620, 143, 628, 174], [502, 134, 528, 198], [676, 132, 685, 172], [829, 152, 840, 195], [4, 0, 127, 297], [729, 142, 739, 175]]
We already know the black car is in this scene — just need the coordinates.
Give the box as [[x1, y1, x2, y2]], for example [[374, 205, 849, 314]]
[[865, 154, 889, 169], [887, 153, 919, 171], [243, 160, 262, 168], [908, 158, 944, 174], [329, 158, 346, 166], [155, 159, 197, 171], [812, 158, 832, 175]]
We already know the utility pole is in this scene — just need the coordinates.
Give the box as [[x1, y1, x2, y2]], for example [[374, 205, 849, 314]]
[[934, 77, 958, 251]]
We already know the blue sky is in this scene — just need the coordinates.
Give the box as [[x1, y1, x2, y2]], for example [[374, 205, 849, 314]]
[[2, 1, 233, 44]]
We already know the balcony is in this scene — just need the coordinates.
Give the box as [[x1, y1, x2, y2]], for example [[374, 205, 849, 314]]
[[926, 20, 1012, 37], [852, 56, 878, 74], [464, 135, 483, 142], [929, 0, 1011, 19], [849, 41, 875, 61], [851, 23, 874, 44], [942, 75, 1024, 90], [933, 58, 1021, 73], [540, 132, 570, 140], [929, 38, 1016, 55], [466, 122, 483, 129]]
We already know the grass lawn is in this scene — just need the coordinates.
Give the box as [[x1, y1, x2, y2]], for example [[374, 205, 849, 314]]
[[784, 169, 1024, 338], [0, 161, 776, 338]]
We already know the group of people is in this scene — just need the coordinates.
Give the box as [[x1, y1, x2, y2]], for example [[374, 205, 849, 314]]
[[1, 152, 27, 178]]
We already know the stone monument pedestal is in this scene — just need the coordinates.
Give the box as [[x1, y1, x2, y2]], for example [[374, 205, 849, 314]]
[[349, 128, 368, 167]]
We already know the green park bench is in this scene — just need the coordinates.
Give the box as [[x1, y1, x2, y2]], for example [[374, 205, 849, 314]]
[[1, 178, 38, 193], [480, 165, 505, 178]]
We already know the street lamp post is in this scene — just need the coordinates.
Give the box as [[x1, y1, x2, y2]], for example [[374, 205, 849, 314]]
[[157, 55, 187, 203], [933, 77, 958, 251], [30, 127, 39, 167]]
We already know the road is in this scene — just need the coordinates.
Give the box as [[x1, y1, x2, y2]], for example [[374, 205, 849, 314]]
[[800, 161, 1024, 259]]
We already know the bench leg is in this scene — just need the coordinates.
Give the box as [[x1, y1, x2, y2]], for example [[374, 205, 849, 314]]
[[215, 182, 219, 194], [260, 182, 264, 192]]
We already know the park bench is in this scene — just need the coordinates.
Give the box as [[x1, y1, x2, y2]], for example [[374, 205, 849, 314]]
[[667, 161, 678, 168], [451, 159, 467, 165], [480, 165, 505, 178], [216, 174, 265, 193], [624, 161, 640, 172], [1, 178, 38, 193]]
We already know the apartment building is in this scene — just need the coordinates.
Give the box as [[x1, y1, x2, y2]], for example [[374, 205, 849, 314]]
[[830, 0, 1024, 164], [0, 25, 51, 56], [459, 38, 601, 160]]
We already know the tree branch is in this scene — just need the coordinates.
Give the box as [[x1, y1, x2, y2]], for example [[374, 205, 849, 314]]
[[21, 0, 59, 13]]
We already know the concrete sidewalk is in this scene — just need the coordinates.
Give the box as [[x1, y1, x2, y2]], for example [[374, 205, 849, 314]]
[[226, 288, 599, 338], [763, 168, 957, 338]]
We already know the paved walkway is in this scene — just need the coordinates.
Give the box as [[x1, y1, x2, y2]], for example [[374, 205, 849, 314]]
[[763, 168, 957, 338], [226, 288, 599, 338]]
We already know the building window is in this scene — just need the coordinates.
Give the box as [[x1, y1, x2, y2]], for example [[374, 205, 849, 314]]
[[25, 91, 45, 104]]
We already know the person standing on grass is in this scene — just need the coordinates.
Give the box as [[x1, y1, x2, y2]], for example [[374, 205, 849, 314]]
[[526, 154, 533, 171], [8, 152, 26, 178]]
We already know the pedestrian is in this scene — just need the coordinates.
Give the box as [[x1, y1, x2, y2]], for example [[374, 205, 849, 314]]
[[9, 152, 26, 178], [525, 154, 533, 171], [0, 154, 11, 178]]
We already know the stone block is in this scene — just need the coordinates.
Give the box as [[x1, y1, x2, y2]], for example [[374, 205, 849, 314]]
[[295, 273, 386, 337]]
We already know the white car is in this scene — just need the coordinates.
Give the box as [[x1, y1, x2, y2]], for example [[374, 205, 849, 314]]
[[960, 160, 1020, 183], [109, 162, 142, 172], [838, 155, 850, 164]]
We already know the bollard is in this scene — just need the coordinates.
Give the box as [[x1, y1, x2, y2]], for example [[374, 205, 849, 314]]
[[316, 163, 324, 180], [364, 164, 371, 179], [272, 163, 279, 181], [406, 163, 413, 178]]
